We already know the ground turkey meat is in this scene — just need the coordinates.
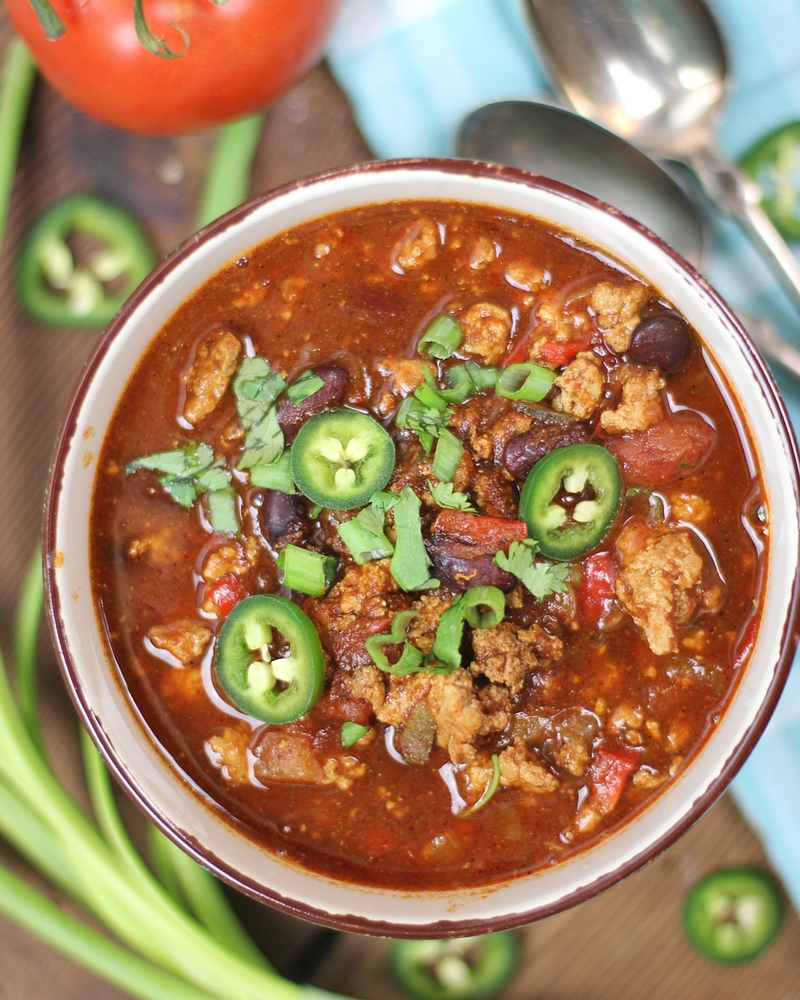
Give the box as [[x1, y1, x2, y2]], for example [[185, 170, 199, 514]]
[[600, 365, 665, 434], [183, 330, 241, 424], [310, 560, 411, 668], [552, 351, 605, 420], [394, 219, 438, 270], [147, 622, 212, 666], [590, 280, 648, 354], [458, 302, 512, 365], [615, 518, 704, 655], [470, 622, 563, 694]]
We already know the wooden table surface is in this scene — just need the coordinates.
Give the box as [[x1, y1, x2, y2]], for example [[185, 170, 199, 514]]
[[1, 12, 799, 999]]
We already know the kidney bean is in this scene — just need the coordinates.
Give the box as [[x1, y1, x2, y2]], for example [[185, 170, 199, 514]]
[[258, 490, 308, 549], [503, 420, 593, 480], [277, 366, 350, 441], [427, 538, 516, 593], [628, 314, 693, 373]]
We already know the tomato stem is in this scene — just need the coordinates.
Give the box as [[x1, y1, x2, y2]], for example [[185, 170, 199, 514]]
[[132, 0, 188, 58], [25, 0, 65, 40], [196, 113, 264, 229], [0, 38, 36, 249]]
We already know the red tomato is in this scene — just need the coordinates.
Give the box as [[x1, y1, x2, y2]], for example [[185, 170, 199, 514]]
[[5, 0, 340, 135], [589, 744, 640, 815], [205, 573, 245, 618], [536, 333, 593, 368], [607, 410, 715, 487], [577, 551, 618, 626]]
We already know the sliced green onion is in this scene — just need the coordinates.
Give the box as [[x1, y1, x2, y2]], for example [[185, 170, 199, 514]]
[[430, 600, 467, 671], [431, 428, 464, 483], [365, 610, 425, 675], [285, 370, 325, 405], [466, 361, 499, 390], [414, 380, 449, 412], [341, 722, 370, 748], [418, 314, 463, 360], [206, 487, 239, 536], [461, 586, 505, 628], [389, 487, 439, 592], [249, 450, 295, 493], [463, 754, 501, 815], [437, 366, 475, 404], [496, 363, 556, 402], [431, 586, 505, 670], [196, 113, 265, 229], [277, 545, 336, 597], [337, 505, 394, 565], [396, 396, 452, 454]]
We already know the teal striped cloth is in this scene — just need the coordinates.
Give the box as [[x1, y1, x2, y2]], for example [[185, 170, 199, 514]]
[[328, 0, 800, 910]]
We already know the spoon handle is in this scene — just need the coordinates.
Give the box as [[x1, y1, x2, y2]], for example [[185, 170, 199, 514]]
[[688, 146, 800, 318]]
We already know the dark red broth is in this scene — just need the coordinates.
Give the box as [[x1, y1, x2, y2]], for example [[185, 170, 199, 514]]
[[91, 201, 766, 889]]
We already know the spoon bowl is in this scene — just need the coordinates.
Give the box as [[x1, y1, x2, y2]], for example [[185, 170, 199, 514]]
[[524, 0, 727, 157], [457, 99, 704, 265], [524, 0, 800, 324]]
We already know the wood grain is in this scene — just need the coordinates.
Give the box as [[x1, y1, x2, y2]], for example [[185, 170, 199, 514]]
[[0, 10, 798, 1000]]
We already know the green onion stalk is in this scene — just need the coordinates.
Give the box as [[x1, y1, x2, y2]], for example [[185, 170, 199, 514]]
[[0, 550, 347, 1000], [0, 35, 342, 1000]]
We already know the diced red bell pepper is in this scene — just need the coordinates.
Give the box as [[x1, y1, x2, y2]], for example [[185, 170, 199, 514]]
[[537, 333, 593, 368], [503, 333, 531, 368], [589, 744, 640, 815], [430, 509, 528, 551], [577, 551, 619, 626], [206, 574, 246, 618]]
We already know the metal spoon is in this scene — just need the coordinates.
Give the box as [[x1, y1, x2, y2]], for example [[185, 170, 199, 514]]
[[524, 0, 800, 319], [457, 100, 704, 264]]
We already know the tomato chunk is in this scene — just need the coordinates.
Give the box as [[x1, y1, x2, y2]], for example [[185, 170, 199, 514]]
[[607, 410, 715, 486], [430, 509, 528, 551], [577, 551, 619, 626], [206, 574, 245, 618], [537, 333, 593, 368], [589, 745, 640, 815]]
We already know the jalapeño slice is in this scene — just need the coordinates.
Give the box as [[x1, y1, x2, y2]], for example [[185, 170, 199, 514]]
[[683, 867, 783, 963], [16, 193, 155, 328], [215, 594, 324, 724], [519, 443, 621, 561], [291, 408, 395, 510], [391, 932, 518, 1000]]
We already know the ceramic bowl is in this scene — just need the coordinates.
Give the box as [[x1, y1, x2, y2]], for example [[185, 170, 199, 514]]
[[45, 159, 800, 936]]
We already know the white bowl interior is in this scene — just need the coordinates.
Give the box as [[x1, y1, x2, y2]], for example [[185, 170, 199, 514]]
[[47, 163, 800, 933]]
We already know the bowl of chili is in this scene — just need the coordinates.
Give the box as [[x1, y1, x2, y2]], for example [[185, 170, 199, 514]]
[[44, 159, 800, 936]]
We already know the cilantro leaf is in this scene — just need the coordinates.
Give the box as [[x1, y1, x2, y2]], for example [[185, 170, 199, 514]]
[[396, 395, 453, 454], [285, 369, 325, 404], [428, 480, 476, 512], [126, 443, 234, 523], [494, 539, 570, 600], [390, 486, 439, 592], [232, 356, 287, 470]]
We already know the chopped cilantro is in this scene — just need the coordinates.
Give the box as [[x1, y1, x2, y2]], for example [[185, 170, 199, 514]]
[[285, 369, 325, 404], [126, 442, 230, 509], [390, 486, 439, 592], [395, 393, 453, 453], [126, 442, 238, 534], [494, 539, 571, 600], [232, 356, 287, 470], [428, 480, 476, 512]]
